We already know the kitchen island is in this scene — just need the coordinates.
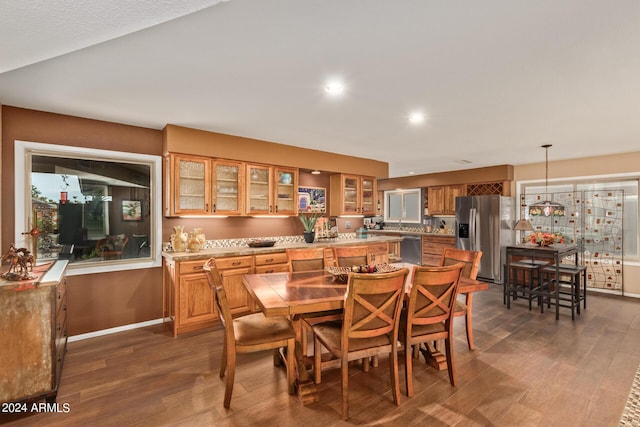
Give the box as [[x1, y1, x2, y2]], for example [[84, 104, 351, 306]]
[[162, 235, 403, 336]]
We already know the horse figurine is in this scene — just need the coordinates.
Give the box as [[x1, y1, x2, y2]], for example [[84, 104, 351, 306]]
[[1, 244, 34, 280]]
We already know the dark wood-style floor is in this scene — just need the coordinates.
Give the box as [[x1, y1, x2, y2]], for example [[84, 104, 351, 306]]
[[4, 284, 640, 426]]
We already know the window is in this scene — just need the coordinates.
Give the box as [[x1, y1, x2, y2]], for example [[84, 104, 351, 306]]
[[15, 141, 162, 275], [384, 189, 422, 223]]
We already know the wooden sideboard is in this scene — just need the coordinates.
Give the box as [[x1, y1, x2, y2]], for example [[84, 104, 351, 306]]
[[0, 261, 68, 404]]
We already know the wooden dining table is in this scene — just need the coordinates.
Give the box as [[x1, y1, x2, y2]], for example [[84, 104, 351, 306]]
[[242, 265, 489, 404]]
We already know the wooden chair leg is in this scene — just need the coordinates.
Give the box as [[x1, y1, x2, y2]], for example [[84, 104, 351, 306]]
[[219, 338, 228, 379], [341, 356, 349, 420], [389, 348, 401, 406], [301, 322, 309, 357], [464, 293, 475, 350], [223, 350, 236, 408], [444, 335, 456, 387], [313, 336, 322, 384], [372, 355, 379, 367], [286, 339, 296, 395], [405, 342, 414, 397]]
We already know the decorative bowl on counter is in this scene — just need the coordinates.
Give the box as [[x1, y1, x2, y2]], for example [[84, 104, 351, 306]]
[[247, 240, 276, 248], [327, 263, 400, 283]]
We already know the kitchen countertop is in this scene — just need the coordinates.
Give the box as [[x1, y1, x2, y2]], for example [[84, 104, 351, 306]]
[[162, 235, 403, 261], [368, 229, 455, 237]]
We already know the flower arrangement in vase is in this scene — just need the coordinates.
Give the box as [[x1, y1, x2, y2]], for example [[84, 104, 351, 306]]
[[528, 231, 564, 246]]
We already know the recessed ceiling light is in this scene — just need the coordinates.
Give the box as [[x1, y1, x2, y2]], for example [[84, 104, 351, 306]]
[[325, 81, 345, 95], [455, 160, 472, 164], [408, 171, 416, 175], [408, 111, 425, 124], [311, 170, 321, 175]]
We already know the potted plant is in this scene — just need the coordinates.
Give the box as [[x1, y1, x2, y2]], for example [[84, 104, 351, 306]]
[[298, 212, 322, 243]]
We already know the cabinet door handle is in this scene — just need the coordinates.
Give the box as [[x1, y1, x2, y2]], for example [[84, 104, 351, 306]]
[[232, 261, 242, 266], [193, 265, 204, 271], [213, 203, 216, 213], [265, 258, 274, 263], [275, 205, 278, 213]]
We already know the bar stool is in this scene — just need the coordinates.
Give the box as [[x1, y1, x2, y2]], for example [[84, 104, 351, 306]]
[[505, 259, 548, 310], [539, 264, 587, 320]]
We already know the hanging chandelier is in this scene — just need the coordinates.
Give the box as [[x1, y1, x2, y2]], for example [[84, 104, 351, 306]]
[[529, 144, 565, 217]]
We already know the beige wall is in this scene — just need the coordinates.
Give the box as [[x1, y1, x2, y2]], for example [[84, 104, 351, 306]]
[[514, 151, 640, 296]]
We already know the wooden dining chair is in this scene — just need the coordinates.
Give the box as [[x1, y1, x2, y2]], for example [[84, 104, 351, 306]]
[[286, 247, 327, 272], [287, 247, 342, 357], [203, 258, 296, 408], [402, 262, 464, 397], [333, 245, 369, 268], [311, 268, 410, 419], [440, 248, 482, 350]]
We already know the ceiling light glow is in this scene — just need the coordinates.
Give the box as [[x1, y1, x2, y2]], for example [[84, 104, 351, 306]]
[[325, 81, 344, 95], [408, 111, 425, 124]]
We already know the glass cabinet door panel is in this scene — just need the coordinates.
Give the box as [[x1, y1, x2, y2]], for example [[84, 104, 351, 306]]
[[178, 159, 207, 211], [214, 161, 242, 215], [361, 177, 375, 215], [247, 164, 272, 214], [343, 176, 359, 213], [274, 168, 297, 215]]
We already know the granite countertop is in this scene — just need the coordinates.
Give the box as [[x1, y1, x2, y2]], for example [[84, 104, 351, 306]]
[[368, 229, 455, 237], [162, 235, 404, 261]]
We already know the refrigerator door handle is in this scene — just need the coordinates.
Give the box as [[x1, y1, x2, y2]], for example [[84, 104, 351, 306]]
[[469, 208, 477, 251]]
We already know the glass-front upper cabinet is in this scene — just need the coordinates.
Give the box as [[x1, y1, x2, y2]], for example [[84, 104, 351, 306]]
[[246, 164, 273, 215], [246, 164, 299, 215], [212, 160, 244, 215], [170, 154, 211, 215], [274, 167, 298, 215], [361, 177, 376, 216], [330, 174, 377, 216]]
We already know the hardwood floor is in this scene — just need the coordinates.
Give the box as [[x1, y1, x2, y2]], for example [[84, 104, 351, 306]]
[[4, 284, 640, 426]]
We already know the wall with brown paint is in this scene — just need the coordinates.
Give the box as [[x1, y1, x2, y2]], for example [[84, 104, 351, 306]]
[[1, 106, 165, 336], [0, 106, 371, 335]]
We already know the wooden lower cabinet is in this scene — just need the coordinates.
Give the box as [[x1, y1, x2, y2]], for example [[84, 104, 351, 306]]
[[216, 256, 254, 316], [0, 261, 68, 404], [166, 255, 255, 336], [422, 235, 456, 266], [164, 241, 401, 336], [254, 252, 289, 274]]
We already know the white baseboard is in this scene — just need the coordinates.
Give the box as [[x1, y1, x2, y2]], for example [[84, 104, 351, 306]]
[[68, 318, 165, 343]]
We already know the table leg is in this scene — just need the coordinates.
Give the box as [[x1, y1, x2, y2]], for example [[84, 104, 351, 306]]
[[419, 341, 448, 371], [290, 315, 319, 404]]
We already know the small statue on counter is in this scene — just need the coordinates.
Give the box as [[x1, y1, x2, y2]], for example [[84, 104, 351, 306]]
[[1, 243, 36, 281]]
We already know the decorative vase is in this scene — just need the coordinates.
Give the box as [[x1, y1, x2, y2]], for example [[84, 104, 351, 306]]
[[303, 231, 315, 244], [170, 225, 187, 252]]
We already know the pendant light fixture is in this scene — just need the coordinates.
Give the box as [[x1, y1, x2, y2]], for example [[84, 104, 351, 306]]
[[530, 144, 564, 217]]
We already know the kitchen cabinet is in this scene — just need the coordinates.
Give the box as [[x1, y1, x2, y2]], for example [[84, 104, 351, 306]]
[[254, 252, 289, 274], [422, 235, 456, 266], [367, 243, 390, 264], [216, 256, 255, 315], [176, 259, 218, 334], [165, 255, 255, 336], [1, 261, 68, 404], [165, 154, 244, 216], [427, 184, 466, 215], [246, 164, 298, 215], [212, 159, 244, 215], [330, 174, 377, 216], [167, 153, 211, 216]]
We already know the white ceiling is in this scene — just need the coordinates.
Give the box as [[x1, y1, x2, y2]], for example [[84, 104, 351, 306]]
[[1, 0, 639, 178]]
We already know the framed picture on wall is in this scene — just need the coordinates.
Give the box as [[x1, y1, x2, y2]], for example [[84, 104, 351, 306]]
[[122, 200, 142, 221], [298, 186, 326, 213]]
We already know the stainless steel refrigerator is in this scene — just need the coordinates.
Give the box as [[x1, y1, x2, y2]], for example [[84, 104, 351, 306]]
[[455, 195, 515, 283]]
